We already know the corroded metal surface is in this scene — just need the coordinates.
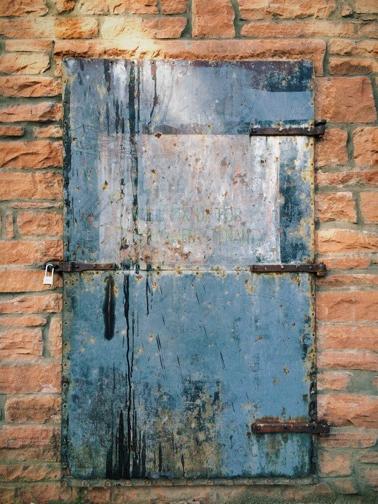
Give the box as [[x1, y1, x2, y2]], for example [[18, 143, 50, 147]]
[[62, 59, 316, 480], [63, 59, 314, 268], [64, 271, 313, 479]]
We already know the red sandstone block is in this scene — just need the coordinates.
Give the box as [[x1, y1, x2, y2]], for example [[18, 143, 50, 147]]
[[0, 463, 60, 481], [315, 128, 348, 168], [360, 192, 378, 223], [0, 0, 48, 16], [0, 140, 62, 169], [316, 192, 356, 223], [17, 211, 63, 237], [319, 429, 377, 448], [0, 240, 62, 265], [241, 20, 356, 38], [0, 104, 61, 123], [0, 363, 61, 393], [319, 256, 371, 270], [0, 327, 43, 359], [32, 125, 62, 138], [0, 293, 62, 314], [0, 315, 47, 327], [316, 170, 378, 187], [353, 127, 378, 168], [238, 0, 336, 20], [318, 349, 378, 371], [0, 172, 63, 201], [5, 39, 52, 52], [161, 0, 187, 14], [318, 393, 378, 427], [315, 77, 376, 122], [317, 370, 352, 391], [317, 291, 378, 322], [319, 451, 352, 476], [318, 273, 378, 288], [192, 0, 235, 38], [0, 425, 58, 450], [47, 315, 62, 358], [0, 76, 61, 98], [0, 270, 62, 293], [5, 395, 60, 423], [316, 229, 378, 253], [0, 125, 24, 137]]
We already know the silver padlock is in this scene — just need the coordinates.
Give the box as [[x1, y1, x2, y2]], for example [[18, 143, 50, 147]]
[[43, 263, 55, 286]]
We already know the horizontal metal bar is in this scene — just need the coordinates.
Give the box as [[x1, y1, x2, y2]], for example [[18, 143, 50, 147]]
[[46, 262, 327, 276], [249, 263, 327, 277], [49, 261, 118, 273], [249, 120, 326, 137], [251, 420, 330, 435]]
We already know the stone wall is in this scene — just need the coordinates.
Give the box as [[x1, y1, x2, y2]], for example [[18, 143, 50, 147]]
[[0, 1, 377, 502]]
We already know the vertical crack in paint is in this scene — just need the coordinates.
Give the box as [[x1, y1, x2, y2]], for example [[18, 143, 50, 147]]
[[103, 275, 115, 340]]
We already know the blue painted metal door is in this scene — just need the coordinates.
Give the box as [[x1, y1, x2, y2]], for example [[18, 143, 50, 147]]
[[62, 59, 316, 479]]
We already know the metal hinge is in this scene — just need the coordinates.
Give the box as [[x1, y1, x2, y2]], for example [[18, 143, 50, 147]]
[[249, 263, 327, 277], [251, 420, 330, 435], [249, 120, 326, 137]]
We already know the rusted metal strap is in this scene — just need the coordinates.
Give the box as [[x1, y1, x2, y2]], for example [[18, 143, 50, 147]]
[[252, 420, 330, 435], [49, 261, 118, 273], [249, 120, 326, 137], [46, 262, 327, 276], [249, 263, 327, 277]]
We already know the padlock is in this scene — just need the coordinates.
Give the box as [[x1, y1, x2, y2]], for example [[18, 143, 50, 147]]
[[43, 263, 55, 286]]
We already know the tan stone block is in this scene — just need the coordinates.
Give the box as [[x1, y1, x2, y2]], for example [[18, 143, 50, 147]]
[[0, 0, 48, 16], [0, 53, 50, 74], [0, 76, 61, 97]]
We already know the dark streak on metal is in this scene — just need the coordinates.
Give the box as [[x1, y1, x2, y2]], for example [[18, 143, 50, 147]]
[[145, 274, 152, 316], [103, 275, 116, 341], [129, 61, 139, 241], [106, 274, 147, 479], [220, 351, 226, 370], [156, 334, 165, 370], [147, 60, 158, 134]]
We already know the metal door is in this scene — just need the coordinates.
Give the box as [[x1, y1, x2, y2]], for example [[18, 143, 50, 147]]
[[61, 59, 323, 479]]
